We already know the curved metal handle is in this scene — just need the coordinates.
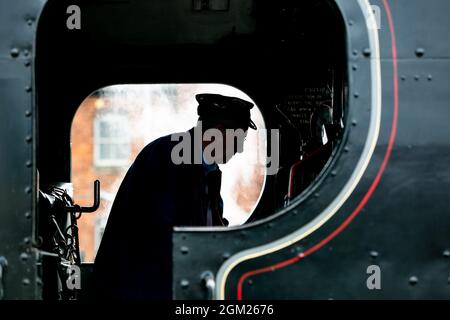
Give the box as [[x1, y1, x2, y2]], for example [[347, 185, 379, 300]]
[[0, 256, 8, 300], [65, 180, 100, 213], [201, 271, 216, 300]]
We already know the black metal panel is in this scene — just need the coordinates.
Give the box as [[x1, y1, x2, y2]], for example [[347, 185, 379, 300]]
[[36, 0, 344, 184], [230, 60, 450, 299], [372, 0, 450, 59], [0, 0, 46, 299], [21, 0, 450, 300]]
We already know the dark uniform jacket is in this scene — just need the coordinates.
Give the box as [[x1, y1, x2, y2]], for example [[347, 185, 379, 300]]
[[93, 128, 222, 299]]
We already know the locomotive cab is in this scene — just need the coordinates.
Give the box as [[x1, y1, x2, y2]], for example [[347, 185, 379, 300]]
[[35, 0, 347, 299]]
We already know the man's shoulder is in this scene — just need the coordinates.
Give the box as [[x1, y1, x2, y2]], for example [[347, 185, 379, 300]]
[[145, 131, 187, 150], [136, 130, 191, 162]]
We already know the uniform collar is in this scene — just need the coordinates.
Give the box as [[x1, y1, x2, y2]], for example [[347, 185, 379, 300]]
[[202, 152, 219, 175]]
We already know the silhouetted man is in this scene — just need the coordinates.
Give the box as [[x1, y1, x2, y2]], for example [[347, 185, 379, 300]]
[[94, 93, 256, 299]]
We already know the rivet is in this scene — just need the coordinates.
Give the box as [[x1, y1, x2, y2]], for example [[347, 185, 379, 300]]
[[292, 210, 298, 216], [180, 279, 190, 289], [267, 223, 273, 229], [222, 252, 231, 260], [24, 237, 31, 244], [22, 278, 31, 286], [331, 170, 337, 177], [344, 146, 350, 153], [25, 110, 32, 117], [354, 92, 359, 98], [401, 75, 406, 81], [26, 160, 32, 168], [27, 19, 34, 26], [370, 251, 379, 258], [414, 75, 420, 81], [314, 193, 320, 198], [25, 86, 32, 92], [363, 48, 371, 57], [33, 236, 43, 248], [247, 279, 253, 285], [23, 50, 30, 57], [180, 246, 189, 255], [26, 135, 32, 143], [349, 20, 354, 26], [25, 186, 31, 194], [352, 64, 358, 71], [20, 252, 29, 261], [443, 250, 450, 258], [10, 48, 20, 58], [409, 276, 418, 286], [25, 212, 31, 219], [351, 120, 357, 126], [24, 60, 31, 67], [415, 48, 425, 58], [352, 49, 359, 56], [427, 75, 433, 81]]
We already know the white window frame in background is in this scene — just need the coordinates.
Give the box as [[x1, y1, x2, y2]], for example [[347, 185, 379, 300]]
[[93, 113, 131, 167]]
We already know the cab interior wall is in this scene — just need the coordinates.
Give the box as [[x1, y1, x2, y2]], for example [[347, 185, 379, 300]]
[[36, 0, 346, 182]]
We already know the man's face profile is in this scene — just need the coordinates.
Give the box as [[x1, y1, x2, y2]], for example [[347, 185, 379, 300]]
[[203, 124, 248, 164]]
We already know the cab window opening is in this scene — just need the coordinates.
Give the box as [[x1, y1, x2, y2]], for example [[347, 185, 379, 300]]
[[71, 84, 267, 262], [35, 0, 347, 299]]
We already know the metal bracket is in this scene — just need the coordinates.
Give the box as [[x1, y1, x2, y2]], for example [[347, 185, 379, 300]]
[[64, 180, 100, 213]]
